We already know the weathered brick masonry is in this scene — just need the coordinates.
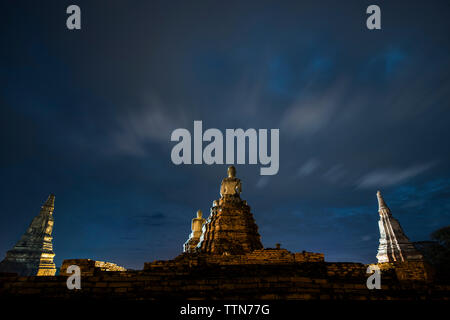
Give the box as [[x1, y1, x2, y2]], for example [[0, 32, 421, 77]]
[[60, 259, 127, 276], [1, 257, 449, 300]]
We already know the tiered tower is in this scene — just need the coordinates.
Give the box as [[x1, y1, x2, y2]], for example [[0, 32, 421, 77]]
[[196, 166, 263, 255], [183, 210, 206, 253], [376, 191, 423, 263], [0, 194, 57, 276]]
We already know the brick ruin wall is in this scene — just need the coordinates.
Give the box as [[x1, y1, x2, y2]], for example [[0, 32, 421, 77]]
[[60, 259, 126, 277], [143, 250, 324, 270], [1, 253, 449, 300], [376, 261, 435, 282]]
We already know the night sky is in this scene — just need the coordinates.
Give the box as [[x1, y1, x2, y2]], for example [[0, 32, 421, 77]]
[[1, 0, 450, 270]]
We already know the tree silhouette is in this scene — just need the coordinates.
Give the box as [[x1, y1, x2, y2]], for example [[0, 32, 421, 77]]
[[431, 226, 450, 249]]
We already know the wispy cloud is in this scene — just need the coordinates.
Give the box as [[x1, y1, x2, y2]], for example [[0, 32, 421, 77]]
[[256, 176, 270, 188], [279, 83, 345, 137], [297, 158, 320, 177], [358, 162, 436, 188], [322, 164, 346, 184], [111, 94, 188, 156]]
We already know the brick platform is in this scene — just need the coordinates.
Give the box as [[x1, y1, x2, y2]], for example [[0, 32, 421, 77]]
[[1, 260, 449, 300]]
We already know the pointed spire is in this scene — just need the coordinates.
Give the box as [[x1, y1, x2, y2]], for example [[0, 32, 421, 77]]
[[376, 190, 390, 214], [42, 194, 55, 209], [0, 194, 57, 275], [375, 190, 423, 263]]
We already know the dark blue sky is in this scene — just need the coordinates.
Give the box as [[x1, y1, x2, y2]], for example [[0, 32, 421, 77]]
[[1, 0, 450, 269]]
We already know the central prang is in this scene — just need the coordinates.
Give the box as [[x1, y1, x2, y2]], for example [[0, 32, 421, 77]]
[[185, 166, 263, 255]]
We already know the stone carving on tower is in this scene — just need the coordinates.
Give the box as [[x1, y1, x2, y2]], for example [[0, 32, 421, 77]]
[[0, 194, 57, 276], [183, 210, 206, 253], [196, 166, 263, 255], [376, 191, 423, 263]]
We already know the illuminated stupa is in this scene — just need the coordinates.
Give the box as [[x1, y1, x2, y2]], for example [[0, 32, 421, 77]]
[[0, 194, 57, 276], [376, 191, 424, 263], [196, 166, 263, 255], [183, 209, 206, 253]]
